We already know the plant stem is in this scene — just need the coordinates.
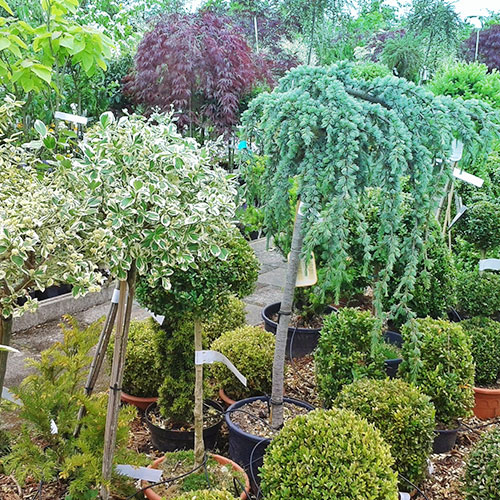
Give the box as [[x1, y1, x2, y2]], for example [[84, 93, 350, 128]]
[[271, 205, 304, 429], [194, 319, 204, 468], [0, 316, 13, 399], [100, 263, 136, 499]]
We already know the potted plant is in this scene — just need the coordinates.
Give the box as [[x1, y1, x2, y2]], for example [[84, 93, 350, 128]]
[[106, 318, 163, 411], [1, 316, 145, 498], [455, 270, 500, 319], [461, 317, 500, 419], [399, 318, 475, 453], [336, 378, 435, 490], [315, 307, 395, 406], [259, 408, 399, 499], [209, 325, 275, 406], [464, 426, 500, 499], [234, 63, 493, 486]]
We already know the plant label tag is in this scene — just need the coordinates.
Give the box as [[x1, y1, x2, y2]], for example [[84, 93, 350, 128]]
[[145, 309, 165, 326], [195, 350, 247, 387], [399, 493, 411, 500], [0, 344, 19, 353], [448, 205, 467, 229], [54, 111, 88, 125], [111, 288, 120, 304], [116, 464, 163, 482], [452, 168, 484, 187], [1, 387, 22, 405], [449, 140, 464, 162], [50, 419, 58, 434], [288, 251, 317, 287], [479, 259, 500, 272]]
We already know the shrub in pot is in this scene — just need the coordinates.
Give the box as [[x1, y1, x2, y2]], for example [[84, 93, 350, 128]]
[[315, 307, 387, 405], [173, 490, 236, 500], [399, 318, 474, 451], [455, 270, 500, 319], [260, 408, 399, 500], [461, 317, 500, 419], [106, 318, 163, 406], [209, 326, 275, 403], [335, 378, 435, 488], [464, 426, 500, 500]]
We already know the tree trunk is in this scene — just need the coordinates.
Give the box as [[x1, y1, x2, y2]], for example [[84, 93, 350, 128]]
[[100, 263, 137, 500], [193, 319, 204, 468], [271, 205, 304, 429], [0, 315, 13, 399], [307, 1, 318, 65], [74, 281, 121, 437]]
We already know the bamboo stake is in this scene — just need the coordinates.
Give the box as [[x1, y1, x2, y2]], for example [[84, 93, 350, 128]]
[[271, 203, 303, 429], [74, 281, 121, 437], [193, 319, 204, 468], [100, 262, 137, 499]]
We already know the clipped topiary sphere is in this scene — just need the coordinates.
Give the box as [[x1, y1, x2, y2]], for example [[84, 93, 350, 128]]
[[455, 200, 500, 253], [456, 270, 500, 318], [203, 296, 247, 346], [260, 408, 399, 500], [464, 427, 500, 499], [315, 307, 386, 405], [209, 326, 275, 400], [399, 318, 475, 427], [336, 378, 435, 488], [106, 318, 163, 398], [461, 317, 500, 387], [173, 489, 236, 500]]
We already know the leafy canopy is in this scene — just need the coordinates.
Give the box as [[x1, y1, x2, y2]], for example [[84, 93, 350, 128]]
[[242, 63, 497, 318]]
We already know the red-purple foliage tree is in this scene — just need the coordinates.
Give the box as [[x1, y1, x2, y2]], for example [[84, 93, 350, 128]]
[[464, 24, 500, 71], [124, 12, 261, 137]]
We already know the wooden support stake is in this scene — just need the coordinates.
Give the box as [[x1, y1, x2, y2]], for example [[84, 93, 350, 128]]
[[193, 319, 204, 468], [100, 263, 137, 499]]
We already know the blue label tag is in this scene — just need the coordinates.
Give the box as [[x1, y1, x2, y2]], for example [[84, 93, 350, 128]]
[[238, 140, 248, 150]]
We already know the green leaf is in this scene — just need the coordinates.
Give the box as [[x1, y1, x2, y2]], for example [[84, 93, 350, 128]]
[[0, 0, 13, 15], [0, 37, 10, 51], [210, 244, 221, 257], [43, 135, 56, 150], [120, 197, 134, 209], [34, 119, 47, 138], [31, 64, 51, 85], [10, 254, 24, 267]]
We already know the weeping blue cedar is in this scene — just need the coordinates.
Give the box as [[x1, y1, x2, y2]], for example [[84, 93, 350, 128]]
[[241, 63, 499, 320]]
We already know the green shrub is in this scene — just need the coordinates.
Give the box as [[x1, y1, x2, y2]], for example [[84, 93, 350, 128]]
[[209, 326, 275, 401], [461, 317, 500, 387], [106, 318, 163, 398], [203, 296, 247, 346], [456, 270, 500, 318], [315, 308, 387, 405], [335, 378, 435, 487], [455, 200, 500, 255], [260, 408, 399, 500], [399, 318, 475, 427], [352, 61, 392, 81], [173, 490, 236, 500], [428, 62, 500, 109], [381, 34, 423, 82], [464, 427, 500, 500]]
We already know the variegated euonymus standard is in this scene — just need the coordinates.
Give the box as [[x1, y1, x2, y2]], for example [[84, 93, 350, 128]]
[[241, 63, 498, 428], [0, 137, 110, 398], [57, 111, 237, 497]]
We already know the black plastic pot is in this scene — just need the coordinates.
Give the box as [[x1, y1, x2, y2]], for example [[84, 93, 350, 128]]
[[145, 400, 223, 452], [262, 302, 337, 358], [383, 330, 403, 379], [225, 396, 315, 490], [432, 428, 459, 454]]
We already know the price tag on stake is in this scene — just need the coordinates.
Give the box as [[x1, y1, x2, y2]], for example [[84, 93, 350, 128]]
[[54, 111, 88, 126], [116, 465, 163, 482], [479, 259, 500, 272], [195, 350, 247, 387], [1, 387, 22, 405], [452, 168, 484, 187]]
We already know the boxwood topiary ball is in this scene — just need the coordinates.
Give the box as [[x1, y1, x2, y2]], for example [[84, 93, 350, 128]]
[[173, 489, 236, 500], [336, 378, 435, 488], [260, 408, 399, 500], [464, 427, 500, 499]]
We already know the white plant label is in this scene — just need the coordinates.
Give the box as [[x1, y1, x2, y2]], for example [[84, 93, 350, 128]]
[[195, 350, 247, 387], [116, 464, 163, 482], [50, 419, 58, 435], [399, 493, 411, 500], [1, 387, 22, 405], [449, 139, 464, 162], [479, 259, 500, 272], [0, 345, 19, 353], [111, 288, 120, 304], [54, 111, 88, 125], [452, 168, 484, 187], [145, 309, 165, 326], [448, 205, 467, 229]]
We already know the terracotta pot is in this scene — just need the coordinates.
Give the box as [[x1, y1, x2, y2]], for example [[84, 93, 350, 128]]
[[473, 386, 500, 420], [142, 453, 250, 500], [219, 388, 236, 408], [120, 391, 158, 412]]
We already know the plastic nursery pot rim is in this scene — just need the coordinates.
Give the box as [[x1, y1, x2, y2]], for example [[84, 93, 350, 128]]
[[141, 453, 251, 500], [219, 388, 236, 407], [120, 391, 158, 411]]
